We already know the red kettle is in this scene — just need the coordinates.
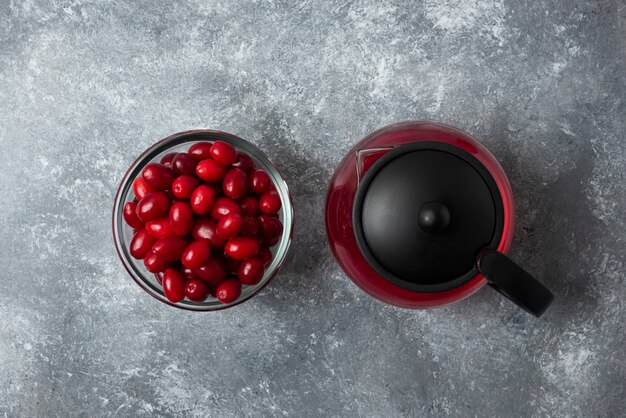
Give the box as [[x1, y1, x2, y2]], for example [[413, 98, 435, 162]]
[[325, 121, 553, 316]]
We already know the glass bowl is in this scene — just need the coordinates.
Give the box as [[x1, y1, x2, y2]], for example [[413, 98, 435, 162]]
[[112, 129, 294, 311]]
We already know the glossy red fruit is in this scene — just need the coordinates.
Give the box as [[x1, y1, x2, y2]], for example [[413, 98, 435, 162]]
[[171, 175, 199, 199], [154, 272, 164, 284], [240, 196, 260, 217], [136, 192, 170, 222], [162, 268, 186, 302], [190, 185, 216, 215], [185, 279, 209, 302], [210, 141, 237, 166], [258, 247, 273, 266], [249, 170, 272, 194], [196, 159, 227, 183], [133, 177, 156, 200], [216, 279, 241, 303], [171, 153, 197, 176], [191, 217, 225, 248], [216, 213, 243, 239], [210, 197, 241, 220], [145, 218, 176, 239], [188, 142, 214, 161], [144, 252, 171, 273], [181, 240, 211, 269], [240, 216, 260, 236], [169, 202, 194, 236], [233, 152, 254, 172], [123, 201, 144, 228], [160, 152, 178, 168], [258, 214, 283, 241], [222, 168, 248, 199], [152, 236, 188, 260], [259, 191, 281, 214], [194, 257, 227, 285], [130, 229, 157, 259], [142, 163, 174, 191], [225, 237, 259, 260], [238, 258, 265, 285]]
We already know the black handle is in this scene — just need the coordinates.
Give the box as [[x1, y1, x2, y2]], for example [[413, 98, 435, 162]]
[[476, 250, 554, 317]]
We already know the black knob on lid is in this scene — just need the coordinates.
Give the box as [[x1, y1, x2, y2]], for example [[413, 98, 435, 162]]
[[417, 201, 451, 233]]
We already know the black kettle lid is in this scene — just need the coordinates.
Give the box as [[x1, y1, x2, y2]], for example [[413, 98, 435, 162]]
[[353, 141, 505, 292]]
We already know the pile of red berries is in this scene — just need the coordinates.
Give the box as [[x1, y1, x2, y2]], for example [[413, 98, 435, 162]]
[[122, 140, 284, 304]]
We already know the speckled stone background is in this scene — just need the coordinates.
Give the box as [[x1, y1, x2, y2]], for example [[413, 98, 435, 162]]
[[1, 0, 625, 416]]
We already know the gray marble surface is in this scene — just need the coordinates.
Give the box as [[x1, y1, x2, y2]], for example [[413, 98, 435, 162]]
[[1, 0, 625, 416]]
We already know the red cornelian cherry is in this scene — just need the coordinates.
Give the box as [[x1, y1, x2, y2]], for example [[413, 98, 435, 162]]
[[210, 197, 241, 220], [240, 216, 260, 237], [191, 217, 224, 248], [259, 191, 281, 214], [185, 279, 209, 302], [152, 236, 188, 261], [136, 192, 170, 222], [123, 201, 144, 228], [133, 177, 156, 200], [145, 218, 176, 239], [142, 163, 174, 190], [238, 258, 265, 285], [188, 141, 213, 161], [144, 251, 171, 273], [160, 152, 178, 168], [259, 215, 283, 241], [222, 168, 248, 199], [194, 256, 227, 285], [171, 153, 197, 176], [216, 213, 243, 239], [233, 152, 254, 172], [130, 229, 157, 259], [249, 169, 271, 194], [171, 175, 199, 199], [210, 141, 237, 166], [190, 185, 216, 215], [155, 262, 183, 283], [169, 202, 194, 236], [181, 240, 211, 269], [196, 159, 227, 183], [162, 268, 186, 302], [258, 247, 273, 266], [240, 196, 260, 217], [225, 237, 259, 260], [216, 278, 241, 303]]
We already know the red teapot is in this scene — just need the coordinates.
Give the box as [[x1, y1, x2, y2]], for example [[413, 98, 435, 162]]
[[325, 121, 553, 316]]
